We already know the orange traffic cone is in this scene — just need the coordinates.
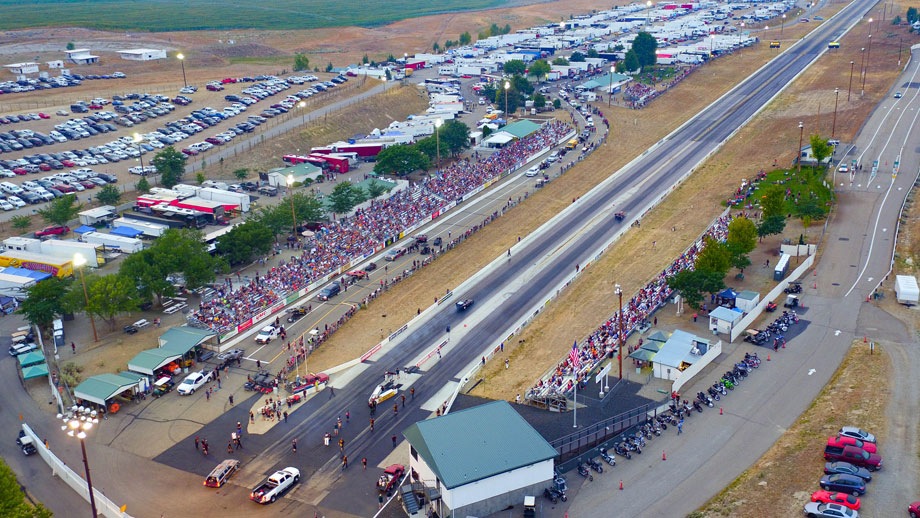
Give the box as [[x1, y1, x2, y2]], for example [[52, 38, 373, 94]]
[[767, 354, 771, 361], [864, 336, 867, 343], [662, 451, 667, 461], [720, 407, 723, 415], [619, 480, 624, 490]]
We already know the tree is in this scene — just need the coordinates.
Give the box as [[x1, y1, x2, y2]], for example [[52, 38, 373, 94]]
[[216, 220, 274, 265], [96, 184, 121, 205], [325, 62, 334, 72], [439, 120, 471, 155], [908, 7, 918, 24], [328, 182, 365, 215], [725, 217, 757, 272], [433, 42, 441, 52], [511, 74, 534, 96], [10, 215, 30, 232], [533, 93, 547, 109], [587, 48, 599, 58], [366, 179, 390, 198], [528, 59, 551, 82], [18, 277, 71, 329], [196, 172, 206, 185], [373, 145, 430, 176], [797, 197, 826, 226], [553, 98, 562, 109], [37, 194, 81, 226], [809, 134, 832, 167], [152, 147, 187, 189], [668, 269, 725, 309], [0, 458, 52, 518], [570, 51, 586, 62], [233, 168, 249, 181], [292, 193, 325, 225], [694, 236, 732, 275], [66, 42, 75, 50], [623, 50, 640, 73], [459, 32, 472, 45], [632, 32, 658, 69], [552, 57, 570, 66], [362, 54, 369, 64], [293, 53, 310, 72], [757, 214, 786, 240], [136, 176, 151, 194], [121, 229, 220, 303], [86, 274, 140, 330], [503, 59, 527, 76], [760, 186, 786, 219]]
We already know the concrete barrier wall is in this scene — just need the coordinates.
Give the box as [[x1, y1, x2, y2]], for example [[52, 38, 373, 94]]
[[22, 423, 132, 518]]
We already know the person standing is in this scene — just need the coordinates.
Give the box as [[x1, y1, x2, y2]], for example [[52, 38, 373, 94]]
[[391, 435, 397, 448], [71, 342, 76, 354], [362, 457, 367, 471], [342, 455, 348, 470], [194, 436, 199, 450], [677, 419, 684, 435], [292, 439, 297, 453]]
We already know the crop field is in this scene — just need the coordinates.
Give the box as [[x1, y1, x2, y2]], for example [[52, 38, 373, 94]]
[[0, 0, 508, 32]]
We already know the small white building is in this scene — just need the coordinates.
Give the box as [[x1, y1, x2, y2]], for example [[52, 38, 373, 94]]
[[65, 49, 99, 65], [4, 62, 39, 75], [403, 400, 557, 518], [735, 290, 761, 313], [653, 329, 712, 380], [709, 306, 743, 335], [117, 49, 168, 61]]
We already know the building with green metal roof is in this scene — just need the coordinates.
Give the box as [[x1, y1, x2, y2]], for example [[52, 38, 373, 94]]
[[402, 400, 557, 517]]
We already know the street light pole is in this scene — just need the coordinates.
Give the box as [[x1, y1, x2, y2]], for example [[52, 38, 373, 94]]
[[59, 406, 99, 517], [176, 53, 187, 88], [781, 14, 786, 36], [73, 253, 97, 342], [739, 22, 745, 57], [646, 0, 652, 28], [298, 101, 306, 124], [286, 174, 297, 236], [832, 88, 839, 138], [133, 132, 145, 175], [503, 80, 510, 120], [859, 47, 866, 96], [899, 37, 903, 68], [608, 65, 614, 108], [862, 36, 872, 94], [797, 121, 804, 173], [434, 118, 443, 172], [848, 60, 855, 102], [615, 284, 623, 380]]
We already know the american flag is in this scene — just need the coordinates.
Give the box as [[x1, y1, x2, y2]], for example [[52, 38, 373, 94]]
[[569, 341, 580, 368]]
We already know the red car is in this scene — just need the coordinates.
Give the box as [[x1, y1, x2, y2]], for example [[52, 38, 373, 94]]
[[61, 159, 75, 167], [88, 104, 103, 110], [205, 137, 223, 145], [910, 501, 920, 518], [220, 77, 237, 84], [38, 163, 51, 171], [12, 167, 27, 175], [37, 112, 50, 119], [79, 181, 96, 189], [811, 491, 860, 511], [181, 148, 199, 156], [35, 225, 70, 237], [828, 436, 878, 454], [206, 84, 224, 92]]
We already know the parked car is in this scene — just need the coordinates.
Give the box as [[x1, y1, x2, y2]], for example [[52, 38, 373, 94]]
[[838, 427, 876, 444], [177, 370, 213, 395], [255, 325, 280, 344], [827, 436, 877, 454], [823, 445, 881, 471], [35, 225, 70, 237], [819, 474, 867, 496], [811, 490, 860, 510], [803, 502, 858, 518], [823, 462, 872, 482], [216, 348, 245, 368]]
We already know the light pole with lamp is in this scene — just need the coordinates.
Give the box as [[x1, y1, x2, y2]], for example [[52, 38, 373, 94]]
[[646, 0, 652, 28], [59, 406, 99, 517], [434, 118, 443, 172], [739, 22, 745, 56], [781, 14, 786, 36], [176, 53, 188, 88], [615, 284, 624, 380], [73, 253, 97, 342], [796, 121, 804, 173], [608, 65, 615, 107], [298, 101, 306, 124], [132, 132, 146, 175], [867, 17, 873, 37], [859, 47, 866, 96], [848, 60, 855, 101], [709, 33, 715, 58], [503, 80, 510, 120], [863, 35, 872, 94], [286, 174, 297, 236], [832, 88, 839, 138]]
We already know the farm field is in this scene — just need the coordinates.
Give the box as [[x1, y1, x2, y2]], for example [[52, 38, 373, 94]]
[[0, 0, 510, 31]]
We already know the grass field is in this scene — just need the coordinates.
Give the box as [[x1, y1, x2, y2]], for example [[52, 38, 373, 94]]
[[0, 0, 507, 32]]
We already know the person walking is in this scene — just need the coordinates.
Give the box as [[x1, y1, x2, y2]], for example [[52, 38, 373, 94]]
[[227, 442, 233, 454], [194, 436, 199, 450], [71, 342, 76, 354], [292, 439, 297, 453], [392, 435, 397, 448], [393, 403, 399, 416], [342, 455, 348, 470], [677, 418, 684, 435], [401, 394, 406, 408], [370, 418, 375, 432], [410, 387, 415, 400], [228, 394, 234, 406], [362, 457, 367, 471], [283, 411, 288, 423], [206, 388, 211, 401]]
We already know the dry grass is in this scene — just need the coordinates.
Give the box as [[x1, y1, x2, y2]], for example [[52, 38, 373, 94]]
[[692, 342, 890, 518]]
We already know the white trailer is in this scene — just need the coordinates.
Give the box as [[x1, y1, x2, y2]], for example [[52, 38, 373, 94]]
[[197, 187, 251, 212], [40, 240, 103, 267], [78, 206, 117, 226], [81, 231, 143, 253], [895, 275, 919, 305], [113, 217, 169, 238]]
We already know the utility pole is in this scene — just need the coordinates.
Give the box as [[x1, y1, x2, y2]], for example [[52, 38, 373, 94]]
[[797, 121, 804, 173], [848, 60, 855, 102], [832, 88, 839, 138]]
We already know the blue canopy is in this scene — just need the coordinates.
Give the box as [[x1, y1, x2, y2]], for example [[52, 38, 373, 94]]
[[74, 225, 97, 234], [718, 288, 737, 300], [111, 226, 143, 238]]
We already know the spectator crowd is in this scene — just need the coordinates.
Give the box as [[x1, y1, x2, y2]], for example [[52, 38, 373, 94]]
[[188, 121, 572, 333]]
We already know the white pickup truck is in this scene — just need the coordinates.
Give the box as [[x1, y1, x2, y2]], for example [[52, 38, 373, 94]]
[[250, 467, 299, 504]]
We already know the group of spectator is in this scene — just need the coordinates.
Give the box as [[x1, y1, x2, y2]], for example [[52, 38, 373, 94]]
[[623, 64, 700, 109], [527, 213, 738, 401], [188, 121, 573, 333]]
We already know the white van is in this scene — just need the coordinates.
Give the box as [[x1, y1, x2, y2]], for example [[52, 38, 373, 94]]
[[0, 182, 23, 195]]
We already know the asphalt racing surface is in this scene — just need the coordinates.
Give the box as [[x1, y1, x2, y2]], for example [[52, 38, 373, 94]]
[[146, 1, 889, 516]]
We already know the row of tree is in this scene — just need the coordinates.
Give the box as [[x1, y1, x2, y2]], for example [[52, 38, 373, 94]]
[[372, 120, 471, 176]]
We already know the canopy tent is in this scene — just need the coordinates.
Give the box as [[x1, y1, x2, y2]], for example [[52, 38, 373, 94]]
[[640, 340, 666, 353], [21, 363, 49, 380], [647, 330, 670, 343], [74, 373, 140, 406], [17, 351, 45, 367], [127, 349, 182, 376], [629, 348, 657, 361], [157, 326, 216, 355], [481, 132, 515, 148], [74, 225, 97, 235], [110, 226, 144, 238], [500, 120, 541, 139], [718, 288, 737, 300]]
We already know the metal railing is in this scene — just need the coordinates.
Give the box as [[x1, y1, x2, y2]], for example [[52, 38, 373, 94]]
[[551, 399, 665, 465]]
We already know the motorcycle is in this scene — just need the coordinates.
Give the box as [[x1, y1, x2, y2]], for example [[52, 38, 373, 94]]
[[721, 377, 735, 390], [614, 442, 632, 459], [544, 487, 559, 504], [713, 381, 727, 395], [577, 463, 594, 481], [599, 447, 617, 466], [707, 386, 722, 401], [697, 392, 714, 407], [586, 458, 604, 473], [692, 400, 703, 413], [655, 415, 668, 430]]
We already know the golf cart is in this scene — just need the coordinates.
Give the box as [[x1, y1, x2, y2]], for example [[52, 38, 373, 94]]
[[17, 430, 37, 456], [784, 294, 799, 308], [523, 495, 536, 517]]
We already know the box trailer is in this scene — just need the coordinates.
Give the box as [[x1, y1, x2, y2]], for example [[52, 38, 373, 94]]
[[124, 211, 189, 229], [895, 275, 919, 305], [113, 217, 169, 238], [78, 206, 117, 226], [81, 231, 143, 254], [39, 240, 103, 267], [197, 188, 250, 213]]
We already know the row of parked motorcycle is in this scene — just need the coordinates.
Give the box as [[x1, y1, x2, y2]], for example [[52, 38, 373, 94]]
[[560, 351, 764, 497], [744, 310, 800, 346]]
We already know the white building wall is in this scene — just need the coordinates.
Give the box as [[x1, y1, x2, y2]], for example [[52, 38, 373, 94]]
[[444, 459, 554, 509]]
